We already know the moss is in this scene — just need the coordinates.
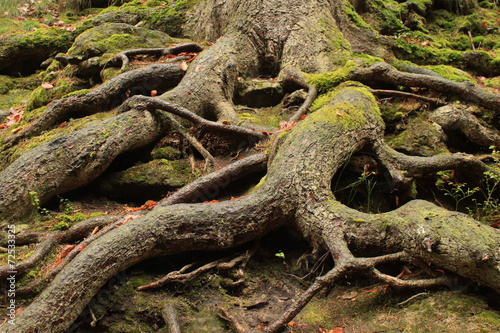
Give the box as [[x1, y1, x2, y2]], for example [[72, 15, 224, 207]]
[[63, 88, 91, 98], [423, 64, 475, 82], [18, 27, 72, 52], [352, 53, 384, 67], [0, 75, 15, 94], [306, 60, 358, 93], [25, 78, 87, 111], [68, 23, 176, 58], [388, 116, 449, 156], [343, 1, 373, 30], [150, 146, 181, 160]]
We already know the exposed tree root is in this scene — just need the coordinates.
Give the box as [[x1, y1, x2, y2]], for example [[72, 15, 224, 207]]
[[137, 246, 255, 291], [430, 104, 500, 149], [120, 95, 268, 141], [218, 306, 246, 333], [352, 62, 500, 111], [109, 42, 204, 70], [371, 89, 445, 106], [162, 302, 182, 333], [166, 113, 218, 172], [158, 153, 267, 206], [280, 69, 318, 123], [3, 64, 184, 149]]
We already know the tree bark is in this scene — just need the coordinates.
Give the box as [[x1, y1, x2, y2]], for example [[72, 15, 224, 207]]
[[1, 0, 500, 331], [5, 86, 500, 333]]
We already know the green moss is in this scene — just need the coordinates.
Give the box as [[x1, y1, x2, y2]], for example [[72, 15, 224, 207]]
[[18, 27, 72, 52], [0, 75, 15, 94], [423, 64, 475, 82], [306, 60, 358, 93], [63, 88, 91, 98], [26, 78, 87, 111], [68, 23, 175, 58], [343, 1, 373, 30], [53, 221, 70, 231], [150, 146, 181, 160]]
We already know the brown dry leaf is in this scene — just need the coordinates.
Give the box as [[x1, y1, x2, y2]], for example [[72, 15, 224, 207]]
[[180, 61, 189, 71], [4, 106, 24, 128], [41, 82, 54, 90], [150, 89, 157, 97]]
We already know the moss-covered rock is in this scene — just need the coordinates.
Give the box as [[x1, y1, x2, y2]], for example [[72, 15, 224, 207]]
[[25, 78, 88, 111], [98, 159, 194, 201], [67, 22, 175, 59], [388, 116, 449, 156], [234, 78, 285, 108], [0, 27, 72, 75]]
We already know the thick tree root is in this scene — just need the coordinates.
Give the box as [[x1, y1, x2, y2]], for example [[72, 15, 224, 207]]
[[110, 42, 204, 70], [352, 62, 500, 111], [3, 64, 184, 149], [120, 95, 268, 140], [430, 104, 500, 149]]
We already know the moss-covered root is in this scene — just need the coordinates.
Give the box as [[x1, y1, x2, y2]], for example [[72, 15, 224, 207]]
[[4, 64, 184, 149], [351, 62, 500, 111]]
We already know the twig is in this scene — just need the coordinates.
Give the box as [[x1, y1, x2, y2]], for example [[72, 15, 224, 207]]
[[371, 89, 445, 106], [167, 113, 218, 172], [397, 292, 430, 306], [162, 303, 182, 333], [218, 307, 245, 333]]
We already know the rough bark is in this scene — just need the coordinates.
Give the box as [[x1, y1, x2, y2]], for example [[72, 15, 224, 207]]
[[4, 63, 184, 148], [1, 0, 500, 332], [0, 110, 163, 223], [5, 86, 500, 333]]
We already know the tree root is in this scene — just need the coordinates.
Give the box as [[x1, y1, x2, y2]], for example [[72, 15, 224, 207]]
[[352, 62, 500, 111], [137, 246, 256, 291], [218, 306, 246, 333], [430, 104, 500, 149], [162, 302, 182, 333], [157, 153, 267, 206], [3, 63, 184, 149], [0, 215, 120, 279], [280, 69, 318, 123], [371, 89, 445, 106], [4, 83, 500, 333], [121, 95, 268, 141], [167, 113, 218, 172], [110, 42, 204, 70]]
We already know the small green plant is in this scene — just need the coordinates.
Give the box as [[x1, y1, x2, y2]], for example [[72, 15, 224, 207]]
[[59, 196, 74, 214], [29, 191, 50, 215], [436, 176, 480, 211]]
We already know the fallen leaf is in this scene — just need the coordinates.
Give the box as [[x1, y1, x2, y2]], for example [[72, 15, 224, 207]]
[[180, 61, 188, 71], [150, 89, 157, 97], [41, 82, 54, 89], [300, 114, 308, 120]]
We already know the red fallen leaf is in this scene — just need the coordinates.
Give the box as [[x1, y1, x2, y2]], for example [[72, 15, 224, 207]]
[[279, 120, 297, 130], [222, 120, 231, 125], [287, 321, 295, 326], [150, 89, 157, 97], [204, 199, 219, 203], [78, 244, 87, 251], [300, 114, 308, 120], [180, 61, 189, 71], [41, 82, 54, 90], [58, 121, 67, 128]]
